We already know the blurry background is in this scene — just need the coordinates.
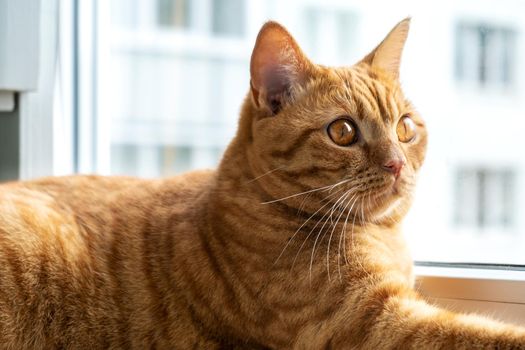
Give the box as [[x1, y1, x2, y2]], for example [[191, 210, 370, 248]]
[[1, 0, 525, 265]]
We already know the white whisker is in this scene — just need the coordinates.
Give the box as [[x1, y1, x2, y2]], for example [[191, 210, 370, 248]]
[[326, 193, 356, 281], [360, 196, 366, 226], [347, 200, 360, 265], [309, 190, 353, 282], [261, 179, 351, 204], [366, 192, 376, 225], [354, 203, 372, 278], [246, 165, 286, 184], [291, 197, 340, 268], [274, 189, 344, 265], [297, 192, 312, 215], [338, 194, 359, 279]]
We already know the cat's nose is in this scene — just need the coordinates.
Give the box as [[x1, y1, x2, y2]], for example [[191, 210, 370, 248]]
[[382, 159, 405, 179]]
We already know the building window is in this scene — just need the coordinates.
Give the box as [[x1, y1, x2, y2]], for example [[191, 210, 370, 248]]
[[212, 0, 245, 37], [157, 0, 193, 29], [156, 0, 245, 37], [303, 8, 357, 64], [454, 168, 515, 229], [455, 22, 517, 88]]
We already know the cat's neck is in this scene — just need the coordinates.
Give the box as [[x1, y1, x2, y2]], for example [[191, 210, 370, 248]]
[[208, 138, 297, 244], [208, 137, 376, 263]]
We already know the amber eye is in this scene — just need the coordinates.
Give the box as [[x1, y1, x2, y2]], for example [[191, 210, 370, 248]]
[[397, 115, 417, 143], [328, 118, 358, 146]]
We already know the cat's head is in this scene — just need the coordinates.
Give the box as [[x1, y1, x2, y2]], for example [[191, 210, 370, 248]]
[[238, 19, 427, 225]]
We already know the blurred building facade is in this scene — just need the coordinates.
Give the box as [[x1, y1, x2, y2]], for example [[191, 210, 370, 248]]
[[105, 0, 525, 263]]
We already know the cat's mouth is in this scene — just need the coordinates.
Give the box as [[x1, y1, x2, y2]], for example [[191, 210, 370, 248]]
[[359, 175, 412, 219], [392, 177, 404, 195]]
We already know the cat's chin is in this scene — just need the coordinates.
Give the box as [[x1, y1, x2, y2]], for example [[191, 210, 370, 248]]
[[369, 197, 404, 223], [363, 178, 412, 222]]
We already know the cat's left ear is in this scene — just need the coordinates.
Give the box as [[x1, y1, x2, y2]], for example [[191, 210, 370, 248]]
[[360, 18, 410, 79]]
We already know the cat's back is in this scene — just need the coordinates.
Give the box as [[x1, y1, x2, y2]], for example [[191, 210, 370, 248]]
[[0, 169, 214, 228], [0, 170, 215, 348]]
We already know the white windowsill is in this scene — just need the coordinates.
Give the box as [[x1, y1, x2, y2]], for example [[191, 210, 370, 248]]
[[415, 264, 525, 326]]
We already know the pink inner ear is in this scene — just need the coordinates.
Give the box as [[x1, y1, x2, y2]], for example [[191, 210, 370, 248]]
[[250, 22, 310, 113], [261, 64, 292, 95], [251, 35, 294, 91], [251, 43, 296, 113]]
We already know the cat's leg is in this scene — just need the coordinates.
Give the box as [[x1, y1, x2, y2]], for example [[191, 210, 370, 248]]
[[349, 295, 525, 349], [296, 282, 525, 350]]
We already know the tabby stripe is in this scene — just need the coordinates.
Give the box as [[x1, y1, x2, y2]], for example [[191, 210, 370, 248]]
[[216, 197, 299, 242], [199, 216, 243, 318], [350, 70, 381, 116], [36, 240, 52, 341], [207, 225, 276, 327], [162, 217, 179, 342], [156, 226, 179, 346], [185, 303, 219, 347], [141, 219, 167, 347], [281, 164, 344, 178], [385, 85, 400, 119], [365, 78, 389, 122], [179, 255, 231, 337], [53, 229, 78, 346], [269, 128, 318, 160], [383, 86, 397, 122], [0, 230, 27, 343], [352, 82, 379, 117], [374, 80, 392, 123], [0, 232, 29, 312], [80, 220, 111, 346], [107, 212, 133, 349]]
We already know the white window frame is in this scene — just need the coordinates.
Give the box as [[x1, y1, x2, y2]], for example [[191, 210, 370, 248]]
[[18, 0, 60, 180]]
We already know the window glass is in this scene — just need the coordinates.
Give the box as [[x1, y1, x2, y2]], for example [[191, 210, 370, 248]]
[[455, 23, 516, 88], [212, 0, 245, 37], [82, 0, 525, 265], [454, 168, 515, 229]]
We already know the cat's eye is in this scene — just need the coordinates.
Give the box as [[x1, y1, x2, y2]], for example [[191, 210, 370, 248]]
[[327, 118, 358, 146], [397, 115, 417, 143]]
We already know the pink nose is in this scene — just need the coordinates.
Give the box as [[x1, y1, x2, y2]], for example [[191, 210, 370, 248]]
[[382, 159, 405, 179]]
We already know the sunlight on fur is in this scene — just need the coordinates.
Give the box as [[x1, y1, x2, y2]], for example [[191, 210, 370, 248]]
[[0, 18, 524, 349]]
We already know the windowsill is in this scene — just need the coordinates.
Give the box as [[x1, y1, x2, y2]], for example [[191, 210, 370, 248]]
[[415, 262, 525, 280], [415, 263, 525, 326]]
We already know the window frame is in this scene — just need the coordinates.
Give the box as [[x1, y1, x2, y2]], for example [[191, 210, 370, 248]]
[[18, 0, 60, 180]]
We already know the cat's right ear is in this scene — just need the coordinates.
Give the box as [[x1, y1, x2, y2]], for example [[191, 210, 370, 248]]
[[250, 21, 312, 115], [359, 18, 410, 79]]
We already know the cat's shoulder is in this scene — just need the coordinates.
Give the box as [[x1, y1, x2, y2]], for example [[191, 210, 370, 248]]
[[0, 170, 216, 230]]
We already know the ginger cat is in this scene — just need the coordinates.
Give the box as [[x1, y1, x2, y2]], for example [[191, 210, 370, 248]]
[[1, 19, 525, 349]]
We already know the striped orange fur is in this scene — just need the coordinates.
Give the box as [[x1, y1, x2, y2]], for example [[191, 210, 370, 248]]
[[1, 19, 525, 349]]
